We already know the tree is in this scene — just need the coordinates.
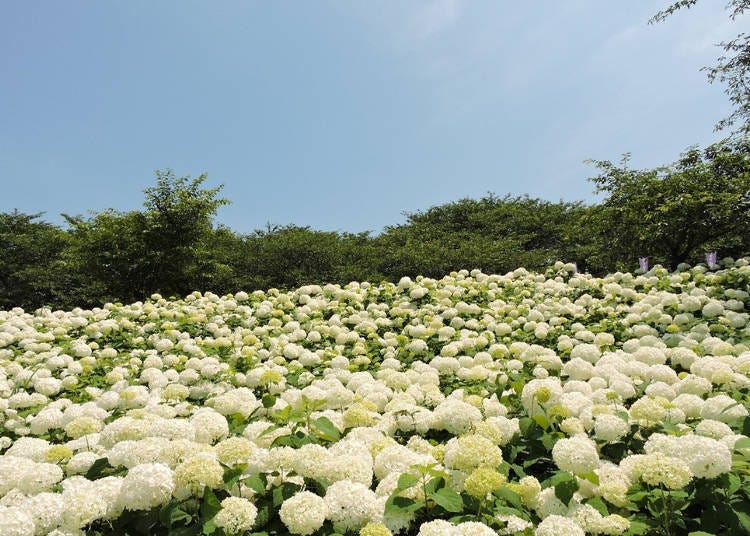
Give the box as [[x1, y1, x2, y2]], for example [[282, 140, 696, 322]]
[[64, 170, 228, 304], [651, 0, 750, 135], [63, 209, 152, 304], [588, 138, 750, 270], [236, 225, 380, 290], [374, 195, 589, 278], [141, 170, 228, 296], [0, 211, 71, 310]]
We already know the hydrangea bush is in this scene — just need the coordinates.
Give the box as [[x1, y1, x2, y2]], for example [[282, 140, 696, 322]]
[[0, 260, 749, 535]]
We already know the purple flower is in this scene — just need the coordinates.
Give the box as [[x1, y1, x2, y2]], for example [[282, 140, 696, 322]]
[[706, 251, 718, 269], [639, 257, 649, 272]]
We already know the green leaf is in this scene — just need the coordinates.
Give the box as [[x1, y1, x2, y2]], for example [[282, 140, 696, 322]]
[[688, 532, 717, 536], [578, 471, 600, 485], [494, 505, 525, 518], [262, 394, 276, 408], [271, 481, 300, 507], [200, 488, 222, 521], [223, 466, 244, 489], [312, 416, 341, 442], [133, 509, 160, 534], [508, 462, 526, 478], [549, 472, 579, 506], [624, 519, 653, 535], [170, 507, 193, 526], [741, 416, 750, 436], [430, 487, 464, 513], [727, 472, 742, 496], [627, 490, 649, 503], [519, 417, 542, 439], [494, 487, 522, 509], [615, 410, 630, 421], [308, 477, 329, 495], [159, 505, 171, 527], [385, 495, 423, 516], [202, 518, 216, 535], [660, 421, 681, 434], [511, 379, 525, 395], [540, 433, 558, 450], [734, 501, 750, 533], [424, 476, 444, 496], [396, 473, 419, 491], [532, 414, 549, 430], [258, 423, 280, 437], [244, 474, 266, 495], [85, 458, 112, 480], [272, 405, 292, 423], [447, 514, 475, 524], [733, 437, 750, 451], [229, 413, 248, 434], [586, 497, 609, 516], [254, 504, 272, 529]]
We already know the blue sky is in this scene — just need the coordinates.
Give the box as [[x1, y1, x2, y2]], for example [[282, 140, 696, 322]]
[[0, 1, 736, 234]]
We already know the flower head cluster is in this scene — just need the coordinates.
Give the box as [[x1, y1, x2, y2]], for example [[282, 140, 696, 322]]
[[0, 261, 748, 534], [213, 497, 258, 535]]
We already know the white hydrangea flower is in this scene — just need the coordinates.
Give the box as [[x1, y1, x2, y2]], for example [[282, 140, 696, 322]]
[[190, 408, 229, 443], [432, 399, 482, 435], [213, 497, 258, 535], [374, 444, 433, 480], [60, 476, 110, 529], [455, 521, 497, 535], [324, 479, 379, 532], [521, 378, 563, 415], [417, 519, 457, 536], [173, 452, 224, 498], [535, 515, 585, 536], [695, 419, 734, 439], [0, 455, 37, 495], [496, 513, 532, 534], [594, 414, 630, 443], [22, 492, 66, 534], [0, 505, 35, 536], [66, 451, 100, 475], [117, 463, 174, 511], [551, 436, 600, 475], [626, 452, 692, 489], [5, 437, 51, 462], [701, 394, 749, 422], [16, 462, 63, 494], [280, 491, 328, 535], [444, 434, 502, 472]]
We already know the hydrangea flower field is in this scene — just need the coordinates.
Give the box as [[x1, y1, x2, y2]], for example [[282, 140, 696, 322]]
[[1, 261, 749, 536]]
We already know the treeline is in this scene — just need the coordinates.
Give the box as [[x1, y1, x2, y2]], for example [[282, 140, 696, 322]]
[[2, 139, 750, 311]]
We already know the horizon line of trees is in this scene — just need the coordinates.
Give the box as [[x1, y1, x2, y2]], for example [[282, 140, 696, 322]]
[[2, 138, 749, 311]]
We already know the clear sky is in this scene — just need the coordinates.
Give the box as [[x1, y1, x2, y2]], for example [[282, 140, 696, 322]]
[[0, 1, 737, 234]]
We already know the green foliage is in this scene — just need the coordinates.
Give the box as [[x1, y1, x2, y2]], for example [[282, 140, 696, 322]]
[[1, 143, 749, 310], [374, 194, 587, 278], [0, 210, 71, 309], [61, 170, 227, 305], [587, 138, 750, 270]]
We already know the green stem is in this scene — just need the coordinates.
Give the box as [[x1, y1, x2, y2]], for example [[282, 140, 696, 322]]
[[661, 489, 672, 536]]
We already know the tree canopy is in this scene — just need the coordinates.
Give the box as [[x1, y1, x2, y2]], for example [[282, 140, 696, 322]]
[[2, 140, 749, 311], [588, 138, 750, 270]]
